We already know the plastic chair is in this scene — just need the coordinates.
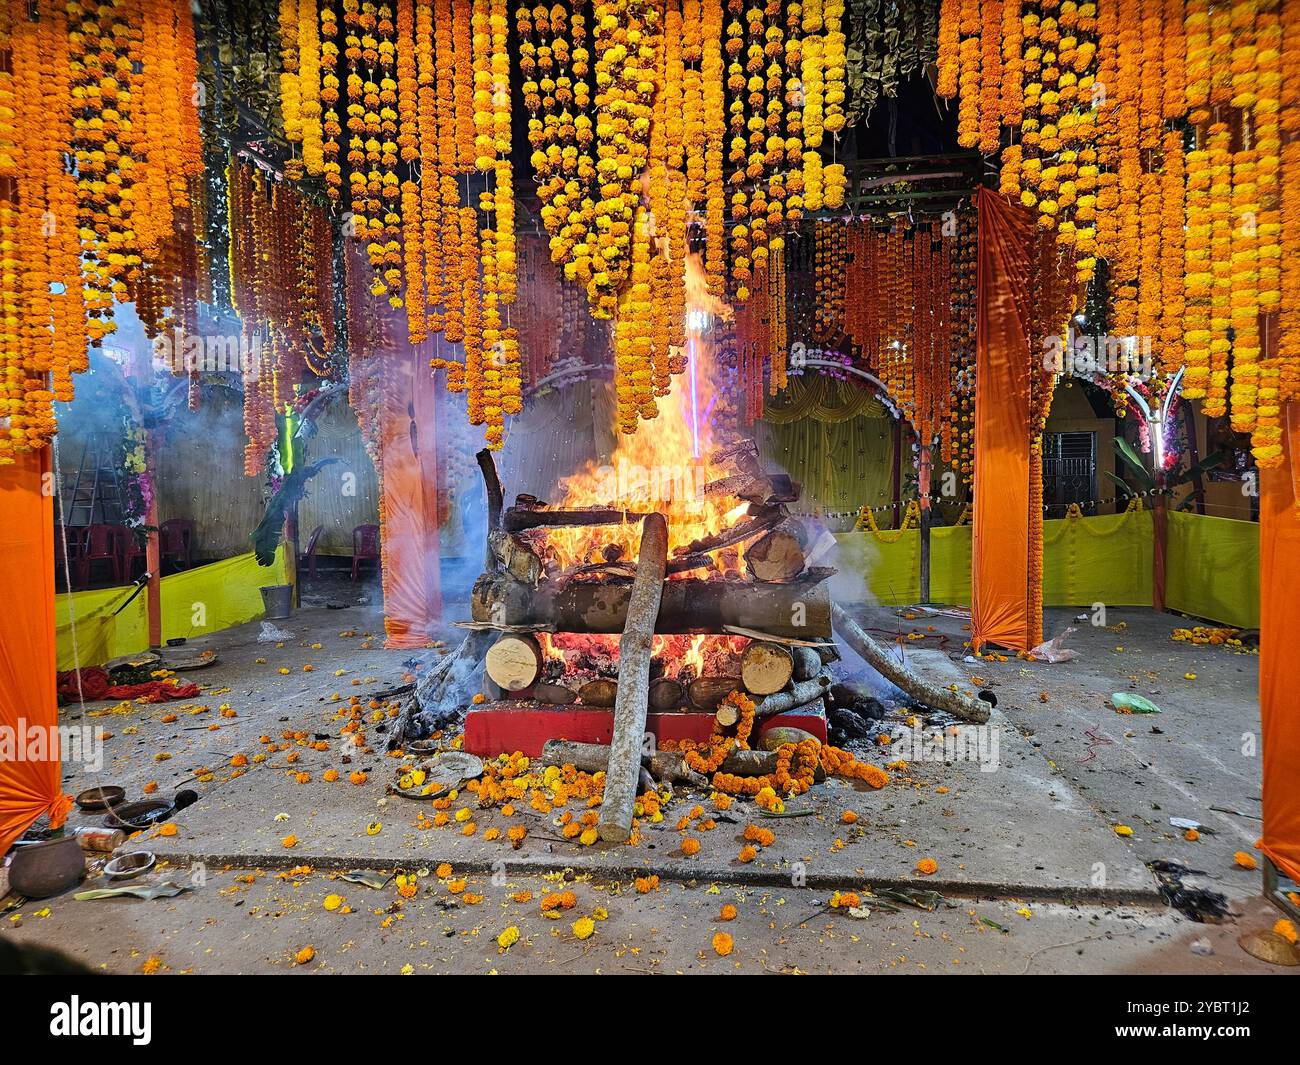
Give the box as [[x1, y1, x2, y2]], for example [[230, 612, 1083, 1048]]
[[76, 524, 124, 587], [54, 526, 83, 589], [351, 523, 380, 582], [118, 526, 147, 580], [300, 524, 324, 580], [160, 518, 195, 571]]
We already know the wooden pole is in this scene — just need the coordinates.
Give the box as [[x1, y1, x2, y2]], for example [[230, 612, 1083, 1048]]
[[831, 603, 991, 723], [597, 512, 667, 843]]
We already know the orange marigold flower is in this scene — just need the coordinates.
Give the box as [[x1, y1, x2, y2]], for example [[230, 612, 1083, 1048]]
[[295, 945, 315, 964], [712, 931, 734, 956], [1234, 851, 1258, 870], [738, 844, 758, 863], [681, 837, 701, 856], [349, 771, 368, 785], [840, 810, 858, 824], [719, 904, 737, 921], [916, 858, 938, 875]]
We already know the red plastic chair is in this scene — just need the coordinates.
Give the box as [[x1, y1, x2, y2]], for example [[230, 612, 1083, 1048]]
[[119, 526, 148, 580], [76, 524, 124, 587], [160, 518, 195, 571], [54, 526, 84, 589], [351, 524, 380, 582], [301, 524, 324, 580]]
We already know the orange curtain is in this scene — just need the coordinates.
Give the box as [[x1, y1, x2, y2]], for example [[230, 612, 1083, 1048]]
[[971, 188, 1039, 652], [1259, 403, 1300, 883], [379, 342, 443, 648], [0, 449, 72, 853]]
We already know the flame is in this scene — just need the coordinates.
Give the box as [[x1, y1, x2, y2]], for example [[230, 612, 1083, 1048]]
[[540, 631, 748, 681], [547, 253, 738, 571]]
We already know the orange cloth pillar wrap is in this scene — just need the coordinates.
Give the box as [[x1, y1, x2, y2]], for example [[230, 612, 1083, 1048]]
[[1258, 404, 1300, 883], [971, 188, 1039, 652], [0, 449, 72, 853], [379, 342, 443, 647]]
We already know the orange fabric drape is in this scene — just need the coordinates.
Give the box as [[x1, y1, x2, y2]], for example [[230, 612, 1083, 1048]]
[[971, 188, 1039, 652], [379, 342, 443, 648], [1258, 403, 1300, 883], [0, 449, 72, 852]]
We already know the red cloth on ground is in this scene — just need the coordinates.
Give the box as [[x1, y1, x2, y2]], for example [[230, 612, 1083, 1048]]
[[56, 667, 201, 704]]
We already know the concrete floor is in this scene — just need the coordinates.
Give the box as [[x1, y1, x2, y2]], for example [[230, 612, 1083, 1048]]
[[4, 590, 1296, 975]]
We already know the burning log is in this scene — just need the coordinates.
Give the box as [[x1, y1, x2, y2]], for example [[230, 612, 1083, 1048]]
[[830, 603, 992, 724], [488, 531, 543, 584], [598, 513, 669, 843], [389, 630, 496, 749], [740, 641, 795, 695], [792, 644, 824, 681], [472, 570, 832, 638], [753, 675, 833, 721], [744, 522, 807, 583], [648, 676, 686, 710], [577, 678, 619, 707], [533, 681, 578, 705], [688, 674, 742, 711], [483, 633, 543, 692], [502, 506, 646, 533], [671, 504, 786, 558]]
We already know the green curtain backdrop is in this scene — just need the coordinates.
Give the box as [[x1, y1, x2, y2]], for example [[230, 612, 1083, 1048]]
[[755, 375, 894, 515]]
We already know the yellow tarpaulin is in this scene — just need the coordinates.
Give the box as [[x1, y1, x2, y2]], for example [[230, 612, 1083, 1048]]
[[1166, 512, 1259, 629], [834, 509, 1152, 608], [55, 548, 286, 670], [1041, 509, 1152, 608]]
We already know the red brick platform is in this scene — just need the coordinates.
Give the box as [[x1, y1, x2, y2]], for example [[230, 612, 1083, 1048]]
[[463, 700, 828, 758]]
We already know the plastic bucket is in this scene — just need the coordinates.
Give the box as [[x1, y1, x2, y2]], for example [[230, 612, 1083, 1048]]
[[260, 584, 293, 619]]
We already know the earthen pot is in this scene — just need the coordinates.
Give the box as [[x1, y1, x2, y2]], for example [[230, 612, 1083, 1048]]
[[8, 835, 85, 898]]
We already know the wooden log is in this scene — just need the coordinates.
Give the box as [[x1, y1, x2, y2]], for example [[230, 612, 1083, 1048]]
[[648, 676, 686, 711], [792, 645, 823, 681], [741, 642, 795, 695], [753, 674, 833, 720], [533, 681, 578, 705], [472, 570, 831, 638], [577, 678, 619, 707], [503, 507, 646, 533], [542, 741, 707, 788], [488, 530, 543, 584], [671, 506, 786, 558], [744, 524, 807, 583], [688, 675, 741, 711], [389, 630, 496, 749], [476, 448, 504, 572], [598, 513, 668, 842], [483, 633, 543, 692], [831, 603, 991, 724]]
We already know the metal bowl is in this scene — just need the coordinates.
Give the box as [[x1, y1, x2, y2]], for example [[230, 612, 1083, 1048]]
[[103, 799, 172, 830], [102, 851, 157, 880], [75, 785, 125, 812]]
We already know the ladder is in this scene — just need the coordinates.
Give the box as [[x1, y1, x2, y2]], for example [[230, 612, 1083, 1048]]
[[64, 434, 127, 527]]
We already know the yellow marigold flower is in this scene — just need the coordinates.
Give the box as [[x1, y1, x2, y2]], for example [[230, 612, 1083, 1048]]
[[323, 893, 344, 911], [497, 925, 520, 950], [572, 916, 596, 940], [295, 945, 315, 964]]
